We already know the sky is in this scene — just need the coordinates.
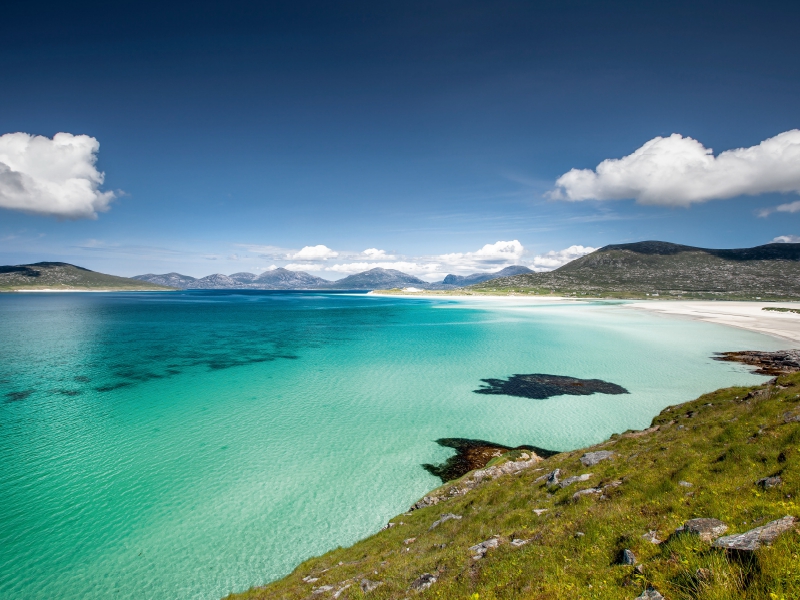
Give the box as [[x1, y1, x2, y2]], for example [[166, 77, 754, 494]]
[[1, 0, 799, 281]]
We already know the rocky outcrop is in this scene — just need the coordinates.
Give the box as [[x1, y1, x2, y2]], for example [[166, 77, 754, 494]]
[[469, 536, 501, 560], [581, 450, 615, 466], [422, 438, 556, 482], [714, 350, 800, 375], [713, 516, 797, 551], [409, 573, 436, 591], [674, 518, 728, 542]]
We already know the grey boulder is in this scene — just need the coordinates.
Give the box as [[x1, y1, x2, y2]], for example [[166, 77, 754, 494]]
[[713, 516, 797, 551], [675, 518, 728, 542], [581, 451, 615, 466]]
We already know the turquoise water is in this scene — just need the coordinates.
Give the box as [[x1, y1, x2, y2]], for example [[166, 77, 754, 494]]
[[0, 291, 786, 599]]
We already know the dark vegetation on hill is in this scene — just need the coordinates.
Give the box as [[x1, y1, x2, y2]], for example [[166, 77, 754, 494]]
[[226, 367, 800, 600], [0, 262, 172, 291], [469, 242, 800, 300]]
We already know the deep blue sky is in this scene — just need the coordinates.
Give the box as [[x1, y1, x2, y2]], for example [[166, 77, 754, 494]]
[[1, 0, 799, 279]]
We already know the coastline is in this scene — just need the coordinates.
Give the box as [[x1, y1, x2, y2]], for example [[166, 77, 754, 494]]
[[373, 292, 800, 345], [626, 300, 800, 345]]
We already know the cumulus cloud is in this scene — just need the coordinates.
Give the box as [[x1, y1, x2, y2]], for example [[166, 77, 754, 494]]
[[531, 245, 597, 271], [362, 248, 394, 259], [772, 235, 800, 243], [549, 130, 800, 207], [287, 245, 339, 260], [439, 240, 524, 266], [0, 132, 115, 219]]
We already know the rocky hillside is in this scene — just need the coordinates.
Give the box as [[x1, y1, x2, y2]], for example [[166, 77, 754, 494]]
[[226, 367, 800, 599], [443, 265, 533, 286], [470, 242, 800, 299], [0, 262, 173, 291]]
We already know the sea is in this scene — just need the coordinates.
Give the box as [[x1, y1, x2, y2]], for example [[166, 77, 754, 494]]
[[0, 291, 786, 599]]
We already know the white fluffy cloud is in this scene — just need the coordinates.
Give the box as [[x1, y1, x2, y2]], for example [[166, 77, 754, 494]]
[[759, 200, 800, 217], [0, 132, 115, 219], [287, 244, 339, 260], [772, 235, 800, 243], [439, 240, 524, 266], [362, 248, 394, 259], [549, 130, 800, 207], [531, 245, 597, 271]]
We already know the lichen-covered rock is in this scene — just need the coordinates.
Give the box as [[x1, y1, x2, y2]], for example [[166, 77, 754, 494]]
[[469, 536, 501, 559], [581, 450, 615, 466], [360, 579, 383, 593], [621, 548, 636, 565], [636, 588, 665, 599], [756, 475, 782, 489], [410, 573, 437, 591], [675, 518, 728, 542], [713, 516, 797, 551], [429, 513, 462, 530], [642, 530, 662, 544], [559, 473, 593, 488]]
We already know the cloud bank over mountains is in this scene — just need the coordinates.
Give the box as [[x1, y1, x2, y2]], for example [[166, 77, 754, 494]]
[[258, 240, 596, 281], [549, 129, 800, 207], [0, 132, 115, 219]]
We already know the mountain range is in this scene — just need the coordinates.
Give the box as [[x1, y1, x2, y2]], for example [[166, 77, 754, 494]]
[[132, 265, 534, 290]]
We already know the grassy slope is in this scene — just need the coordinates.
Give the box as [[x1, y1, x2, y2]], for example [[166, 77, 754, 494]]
[[0, 262, 173, 291], [227, 374, 800, 600], [469, 242, 800, 300]]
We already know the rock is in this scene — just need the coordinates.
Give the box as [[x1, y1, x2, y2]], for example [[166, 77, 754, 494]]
[[302, 576, 319, 583], [621, 549, 636, 565], [403, 537, 416, 545], [469, 536, 501, 559], [678, 481, 693, 487], [559, 473, 593, 489], [575, 532, 585, 537], [623, 426, 659, 439], [360, 579, 383, 593], [675, 518, 729, 542], [332, 584, 351, 599], [573, 487, 602, 500], [581, 451, 615, 466], [312, 585, 335, 595], [533, 508, 549, 516], [510, 538, 528, 547], [636, 588, 665, 599], [713, 516, 797, 551], [535, 468, 561, 485], [642, 530, 662, 544], [783, 411, 800, 423], [756, 476, 782, 489], [429, 513, 462, 530], [410, 573, 437, 591], [635, 564, 645, 575]]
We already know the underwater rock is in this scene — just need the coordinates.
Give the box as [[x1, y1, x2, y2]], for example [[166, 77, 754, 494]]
[[474, 373, 629, 399]]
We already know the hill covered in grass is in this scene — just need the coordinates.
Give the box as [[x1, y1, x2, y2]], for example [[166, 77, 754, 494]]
[[469, 241, 800, 300], [0, 262, 174, 291], [226, 370, 800, 600]]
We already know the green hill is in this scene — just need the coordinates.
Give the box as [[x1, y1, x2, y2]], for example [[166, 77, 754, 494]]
[[225, 371, 800, 600], [0, 262, 174, 292], [469, 242, 800, 299]]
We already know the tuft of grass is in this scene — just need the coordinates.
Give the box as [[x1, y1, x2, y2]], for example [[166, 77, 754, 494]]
[[225, 374, 800, 600]]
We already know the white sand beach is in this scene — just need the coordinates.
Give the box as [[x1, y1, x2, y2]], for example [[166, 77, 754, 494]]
[[627, 301, 800, 345]]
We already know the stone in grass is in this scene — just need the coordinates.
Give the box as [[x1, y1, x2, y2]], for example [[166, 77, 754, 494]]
[[620, 548, 636, 565], [581, 451, 615, 466], [642, 530, 662, 545], [469, 536, 500, 559], [675, 518, 729, 542], [429, 513, 462, 530], [678, 481, 693, 487], [636, 588, 665, 599], [756, 475, 782, 490], [510, 538, 529, 547], [534, 468, 561, 485], [713, 516, 797, 551], [410, 573, 437, 591], [360, 579, 383, 593], [558, 474, 593, 489], [312, 585, 335, 595], [533, 508, 549, 516]]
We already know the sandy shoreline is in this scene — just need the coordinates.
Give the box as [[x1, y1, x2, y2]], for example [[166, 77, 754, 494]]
[[373, 292, 800, 346], [626, 300, 800, 345]]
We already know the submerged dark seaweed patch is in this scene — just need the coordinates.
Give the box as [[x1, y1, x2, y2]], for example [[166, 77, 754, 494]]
[[96, 382, 134, 392], [475, 373, 629, 399], [5, 390, 34, 402]]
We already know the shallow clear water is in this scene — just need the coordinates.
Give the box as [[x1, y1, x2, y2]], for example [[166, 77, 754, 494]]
[[0, 292, 785, 599]]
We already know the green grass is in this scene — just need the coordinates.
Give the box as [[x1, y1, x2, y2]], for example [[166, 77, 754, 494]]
[[226, 374, 800, 600], [0, 262, 173, 291], [764, 307, 800, 315]]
